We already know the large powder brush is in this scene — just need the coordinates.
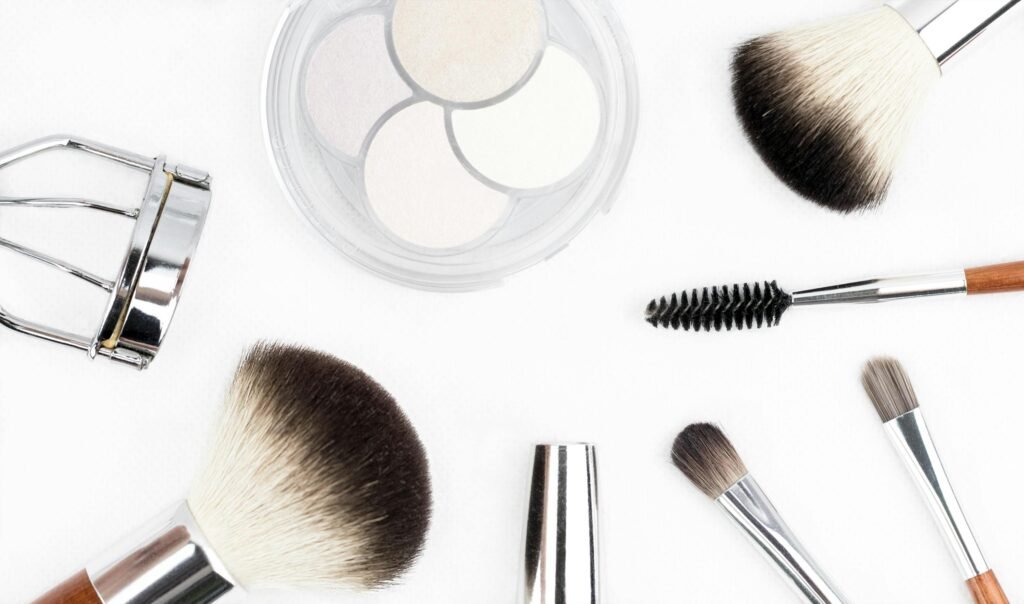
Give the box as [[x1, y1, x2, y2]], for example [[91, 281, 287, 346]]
[[33, 343, 432, 603], [732, 0, 1021, 213]]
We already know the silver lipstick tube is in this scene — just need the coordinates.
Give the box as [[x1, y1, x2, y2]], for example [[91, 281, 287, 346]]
[[84, 502, 244, 604], [883, 409, 989, 579], [888, 0, 1022, 65], [520, 444, 601, 604], [791, 270, 967, 306], [717, 476, 848, 604]]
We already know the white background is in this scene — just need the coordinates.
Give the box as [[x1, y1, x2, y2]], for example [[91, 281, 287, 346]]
[[1, 1, 1022, 602]]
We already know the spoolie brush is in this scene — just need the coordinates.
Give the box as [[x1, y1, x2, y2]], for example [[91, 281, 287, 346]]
[[33, 343, 432, 603], [732, 1, 1021, 212], [862, 358, 1008, 604], [671, 423, 849, 604], [646, 260, 1024, 332]]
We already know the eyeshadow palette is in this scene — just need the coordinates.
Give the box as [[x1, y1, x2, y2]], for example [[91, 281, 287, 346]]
[[264, 0, 638, 291]]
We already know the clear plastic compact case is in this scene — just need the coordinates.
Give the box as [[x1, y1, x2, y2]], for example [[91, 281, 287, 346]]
[[264, 0, 638, 291]]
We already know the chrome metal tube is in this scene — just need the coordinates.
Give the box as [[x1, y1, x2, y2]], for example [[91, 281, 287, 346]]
[[884, 410, 989, 579], [86, 502, 244, 604], [791, 270, 967, 306], [889, 0, 1022, 65], [520, 444, 600, 604], [717, 476, 848, 604]]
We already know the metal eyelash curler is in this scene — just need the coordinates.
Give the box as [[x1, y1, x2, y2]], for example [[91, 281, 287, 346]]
[[0, 135, 212, 370]]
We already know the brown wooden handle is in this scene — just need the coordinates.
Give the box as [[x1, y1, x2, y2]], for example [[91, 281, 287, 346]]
[[32, 570, 102, 604], [966, 261, 1024, 294], [967, 570, 1009, 604]]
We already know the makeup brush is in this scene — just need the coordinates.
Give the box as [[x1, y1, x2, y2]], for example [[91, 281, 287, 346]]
[[862, 358, 1007, 604], [672, 423, 849, 604], [33, 343, 432, 604], [732, 1, 1021, 212], [645, 260, 1024, 332]]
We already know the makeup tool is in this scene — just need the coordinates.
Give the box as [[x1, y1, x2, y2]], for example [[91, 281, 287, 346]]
[[732, 0, 1022, 212], [520, 443, 600, 604], [862, 358, 1007, 604], [264, 0, 638, 290], [33, 343, 432, 603], [645, 260, 1024, 332], [672, 424, 849, 604], [0, 135, 211, 369]]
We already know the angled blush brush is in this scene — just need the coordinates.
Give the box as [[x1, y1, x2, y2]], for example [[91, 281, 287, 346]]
[[862, 358, 1007, 604], [732, 0, 1021, 212], [646, 260, 1024, 332], [32, 343, 432, 603], [672, 424, 849, 604]]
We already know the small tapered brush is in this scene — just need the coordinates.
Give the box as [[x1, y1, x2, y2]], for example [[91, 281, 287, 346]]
[[646, 260, 1024, 332], [862, 358, 1007, 604], [732, 0, 1021, 212], [33, 343, 432, 604], [671, 423, 849, 604]]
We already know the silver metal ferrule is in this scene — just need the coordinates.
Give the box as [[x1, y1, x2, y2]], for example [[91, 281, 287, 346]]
[[85, 502, 244, 604], [888, 0, 1022, 65], [791, 270, 967, 306], [520, 444, 601, 604], [884, 409, 989, 579], [717, 476, 848, 604]]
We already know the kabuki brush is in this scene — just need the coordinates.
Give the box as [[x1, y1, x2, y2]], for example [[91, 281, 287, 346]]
[[732, 0, 1022, 212], [33, 343, 432, 603], [862, 358, 1007, 604], [646, 260, 1024, 332], [672, 424, 849, 604]]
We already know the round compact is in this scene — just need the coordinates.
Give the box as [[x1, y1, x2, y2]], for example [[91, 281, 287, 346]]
[[265, 0, 638, 291]]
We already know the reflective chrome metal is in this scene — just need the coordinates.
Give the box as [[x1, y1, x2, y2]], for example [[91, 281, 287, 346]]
[[884, 409, 989, 579], [791, 270, 967, 306], [87, 502, 243, 604], [520, 444, 600, 604], [718, 476, 848, 604], [889, 0, 1022, 65], [0, 135, 211, 369]]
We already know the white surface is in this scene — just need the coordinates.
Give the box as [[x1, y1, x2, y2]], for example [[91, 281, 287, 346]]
[[306, 13, 411, 157], [365, 102, 508, 248], [452, 46, 601, 190], [0, 1, 1022, 602]]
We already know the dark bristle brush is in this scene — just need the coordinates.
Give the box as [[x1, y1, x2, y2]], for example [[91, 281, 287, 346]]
[[646, 261, 1024, 332]]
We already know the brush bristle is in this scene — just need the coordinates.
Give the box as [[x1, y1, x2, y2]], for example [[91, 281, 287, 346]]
[[189, 343, 432, 590], [731, 6, 939, 213], [646, 281, 792, 332], [862, 357, 920, 423], [671, 423, 748, 499]]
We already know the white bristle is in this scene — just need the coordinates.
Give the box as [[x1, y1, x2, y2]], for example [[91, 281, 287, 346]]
[[733, 6, 941, 212]]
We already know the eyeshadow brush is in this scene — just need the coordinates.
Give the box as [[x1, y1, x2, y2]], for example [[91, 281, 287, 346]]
[[671, 423, 849, 604], [646, 260, 1024, 332], [32, 343, 432, 603], [861, 358, 1007, 604]]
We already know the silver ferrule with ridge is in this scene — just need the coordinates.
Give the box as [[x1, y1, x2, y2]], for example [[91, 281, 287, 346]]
[[884, 409, 989, 579], [888, 0, 1022, 65], [717, 476, 848, 604], [791, 270, 967, 306], [85, 502, 244, 604]]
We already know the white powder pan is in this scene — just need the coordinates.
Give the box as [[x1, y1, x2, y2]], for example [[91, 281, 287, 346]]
[[264, 0, 638, 290]]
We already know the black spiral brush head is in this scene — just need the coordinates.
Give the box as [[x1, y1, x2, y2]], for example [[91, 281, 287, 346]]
[[646, 281, 793, 332]]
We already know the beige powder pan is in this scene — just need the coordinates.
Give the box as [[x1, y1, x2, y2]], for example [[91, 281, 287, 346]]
[[390, 0, 547, 105]]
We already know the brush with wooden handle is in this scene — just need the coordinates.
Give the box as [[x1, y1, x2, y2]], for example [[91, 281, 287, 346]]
[[32, 343, 432, 604], [862, 358, 1008, 604], [646, 260, 1024, 332]]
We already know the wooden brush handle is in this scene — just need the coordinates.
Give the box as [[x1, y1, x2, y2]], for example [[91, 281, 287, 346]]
[[32, 570, 102, 604], [966, 261, 1024, 294], [967, 570, 1009, 604]]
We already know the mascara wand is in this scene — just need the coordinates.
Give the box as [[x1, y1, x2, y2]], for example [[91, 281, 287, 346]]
[[646, 261, 1024, 332]]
